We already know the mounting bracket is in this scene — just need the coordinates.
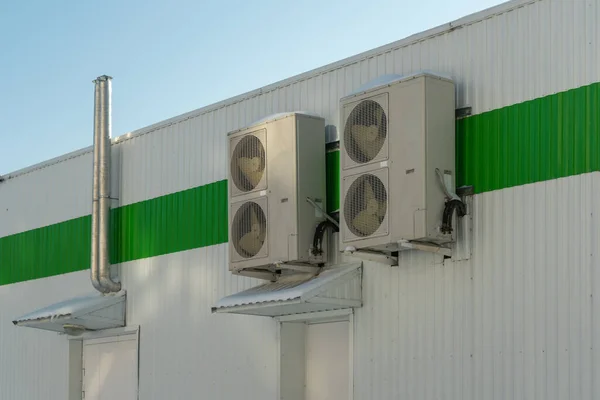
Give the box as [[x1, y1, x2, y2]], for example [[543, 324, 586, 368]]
[[343, 247, 398, 266], [397, 240, 452, 257]]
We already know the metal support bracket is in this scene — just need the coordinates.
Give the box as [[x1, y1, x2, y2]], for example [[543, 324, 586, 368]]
[[275, 262, 321, 274], [455, 106, 472, 119], [235, 269, 278, 282], [343, 247, 398, 266], [397, 240, 453, 257]]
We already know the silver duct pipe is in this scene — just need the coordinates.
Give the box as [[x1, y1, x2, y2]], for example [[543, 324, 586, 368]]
[[91, 75, 121, 293], [90, 79, 103, 292]]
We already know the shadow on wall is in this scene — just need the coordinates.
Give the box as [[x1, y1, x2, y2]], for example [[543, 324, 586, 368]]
[[121, 246, 278, 398]]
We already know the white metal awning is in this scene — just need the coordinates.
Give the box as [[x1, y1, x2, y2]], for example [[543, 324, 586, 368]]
[[13, 290, 126, 334], [212, 263, 362, 317]]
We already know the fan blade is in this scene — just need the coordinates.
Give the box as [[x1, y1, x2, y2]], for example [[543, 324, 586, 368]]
[[352, 210, 380, 236], [351, 124, 383, 160], [351, 124, 379, 143], [250, 206, 259, 226], [239, 230, 264, 255], [365, 198, 381, 215], [363, 180, 376, 203], [237, 157, 263, 187]]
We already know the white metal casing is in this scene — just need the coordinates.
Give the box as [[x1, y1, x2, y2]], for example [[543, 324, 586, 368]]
[[340, 73, 455, 251], [228, 112, 326, 277]]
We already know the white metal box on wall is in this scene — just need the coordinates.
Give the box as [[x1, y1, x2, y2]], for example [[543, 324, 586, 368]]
[[228, 112, 326, 278], [340, 73, 456, 252]]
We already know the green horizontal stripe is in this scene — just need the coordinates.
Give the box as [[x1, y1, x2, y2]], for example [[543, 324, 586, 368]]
[[457, 81, 600, 192], [0, 215, 91, 285], [326, 150, 340, 213], [111, 179, 228, 263], [0, 180, 228, 285], [1, 81, 599, 285]]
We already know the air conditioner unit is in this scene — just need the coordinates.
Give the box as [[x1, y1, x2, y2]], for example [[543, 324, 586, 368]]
[[340, 72, 456, 253], [228, 112, 326, 279]]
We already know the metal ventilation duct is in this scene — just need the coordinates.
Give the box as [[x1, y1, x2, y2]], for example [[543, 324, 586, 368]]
[[91, 75, 120, 293]]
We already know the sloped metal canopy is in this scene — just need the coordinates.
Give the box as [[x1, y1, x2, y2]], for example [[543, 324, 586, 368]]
[[13, 290, 126, 334], [212, 263, 362, 317]]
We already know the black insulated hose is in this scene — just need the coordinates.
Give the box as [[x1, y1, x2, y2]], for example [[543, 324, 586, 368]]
[[441, 199, 467, 235], [312, 219, 340, 256]]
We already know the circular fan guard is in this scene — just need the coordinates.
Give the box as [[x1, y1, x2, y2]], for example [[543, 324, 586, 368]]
[[232, 201, 267, 258], [343, 99, 387, 164], [344, 174, 387, 237], [231, 135, 266, 192]]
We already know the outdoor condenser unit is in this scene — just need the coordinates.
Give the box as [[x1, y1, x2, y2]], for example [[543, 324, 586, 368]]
[[339, 72, 456, 253], [228, 112, 326, 279]]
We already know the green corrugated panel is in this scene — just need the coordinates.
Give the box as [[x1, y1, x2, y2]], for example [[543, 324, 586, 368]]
[[0, 181, 228, 285], [110, 179, 228, 263], [457, 82, 600, 192], [2, 81, 599, 285], [326, 150, 340, 213], [0, 215, 91, 285]]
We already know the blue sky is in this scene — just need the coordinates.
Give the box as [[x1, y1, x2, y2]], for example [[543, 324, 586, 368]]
[[0, 0, 503, 174]]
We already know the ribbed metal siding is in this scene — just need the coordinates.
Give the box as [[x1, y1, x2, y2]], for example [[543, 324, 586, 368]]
[[110, 0, 600, 203], [3, 0, 598, 232], [121, 244, 278, 400], [115, 112, 228, 207], [1, 173, 597, 400], [354, 171, 600, 399], [110, 180, 228, 263], [113, 0, 596, 150], [457, 82, 600, 193], [0, 0, 598, 397], [0, 151, 92, 237], [0, 271, 91, 400], [0, 215, 90, 285]]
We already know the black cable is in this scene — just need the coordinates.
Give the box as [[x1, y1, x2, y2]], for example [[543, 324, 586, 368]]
[[441, 199, 467, 234], [312, 219, 339, 256]]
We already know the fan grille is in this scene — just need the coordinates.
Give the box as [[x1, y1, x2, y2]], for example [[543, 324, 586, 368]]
[[231, 134, 266, 192], [232, 201, 267, 258], [344, 99, 387, 164], [344, 174, 388, 237]]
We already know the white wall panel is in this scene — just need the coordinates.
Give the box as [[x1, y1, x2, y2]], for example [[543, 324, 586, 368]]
[[353, 171, 600, 400], [3, 0, 598, 227], [0, 151, 92, 236], [1, 172, 598, 399], [0, 271, 91, 400], [1, 1, 600, 399], [120, 244, 278, 400]]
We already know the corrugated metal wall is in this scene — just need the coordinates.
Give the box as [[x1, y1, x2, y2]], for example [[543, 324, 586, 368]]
[[0, 249, 278, 400], [3, 0, 599, 280], [1, 0, 598, 248], [0, 271, 91, 400], [111, 0, 598, 157], [355, 172, 600, 399], [4, 168, 598, 400], [121, 245, 278, 400], [3, 0, 598, 233], [0, 152, 92, 237], [1, 0, 600, 399], [457, 81, 600, 192]]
